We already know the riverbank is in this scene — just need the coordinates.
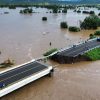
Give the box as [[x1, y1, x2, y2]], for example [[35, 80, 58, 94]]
[[84, 48, 100, 61]]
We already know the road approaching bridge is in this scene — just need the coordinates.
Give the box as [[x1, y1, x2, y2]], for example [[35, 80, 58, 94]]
[[0, 60, 53, 97], [51, 38, 100, 63]]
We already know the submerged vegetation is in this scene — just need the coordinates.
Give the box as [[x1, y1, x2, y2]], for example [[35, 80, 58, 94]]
[[69, 26, 80, 32], [42, 17, 47, 21], [60, 22, 68, 29], [62, 8, 67, 13], [43, 48, 58, 56], [0, 59, 14, 68], [80, 15, 100, 29], [89, 30, 100, 39], [20, 8, 33, 14], [89, 34, 96, 39], [84, 48, 100, 61], [89, 11, 95, 15], [94, 30, 100, 35]]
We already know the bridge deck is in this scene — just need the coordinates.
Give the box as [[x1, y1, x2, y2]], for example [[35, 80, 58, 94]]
[[0, 61, 48, 89], [57, 39, 100, 57]]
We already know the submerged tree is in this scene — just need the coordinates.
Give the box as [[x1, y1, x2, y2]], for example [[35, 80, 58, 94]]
[[60, 22, 68, 29], [20, 8, 33, 14], [42, 17, 47, 21], [69, 26, 80, 32], [62, 8, 67, 13], [80, 15, 100, 29]]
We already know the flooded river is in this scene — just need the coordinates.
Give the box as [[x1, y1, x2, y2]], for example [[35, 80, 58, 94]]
[[0, 7, 100, 100]]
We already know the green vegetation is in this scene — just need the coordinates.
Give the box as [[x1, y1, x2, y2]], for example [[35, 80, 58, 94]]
[[89, 11, 95, 15], [94, 30, 100, 35], [43, 48, 58, 56], [89, 34, 96, 39], [80, 15, 100, 29], [52, 7, 58, 13], [8, 5, 16, 9], [77, 10, 81, 13], [20, 8, 33, 14], [0, 59, 14, 68], [68, 26, 80, 32], [89, 30, 100, 39], [82, 11, 90, 14], [84, 48, 100, 61], [42, 17, 47, 21], [60, 22, 68, 29], [62, 8, 67, 13], [82, 11, 95, 15]]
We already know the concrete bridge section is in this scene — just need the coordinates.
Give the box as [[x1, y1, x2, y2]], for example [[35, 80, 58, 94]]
[[51, 38, 100, 63], [0, 60, 53, 97]]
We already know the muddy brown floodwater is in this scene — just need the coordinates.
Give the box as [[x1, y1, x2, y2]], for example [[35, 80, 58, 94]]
[[0, 7, 100, 100]]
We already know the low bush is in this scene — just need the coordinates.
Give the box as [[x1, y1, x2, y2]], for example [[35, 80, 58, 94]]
[[62, 8, 67, 13], [42, 17, 47, 21], [60, 22, 68, 29], [82, 11, 90, 14], [77, 10, 81, 13], [94, 30, 100, 35], [20, 8, 33, 14], [69, 26, 80, 32], [89, 34, 96, 39], [89, 11, 95, 15]]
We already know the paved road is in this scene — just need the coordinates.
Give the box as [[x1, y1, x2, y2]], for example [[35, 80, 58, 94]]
[[0, 61, 48, 88], [57, 39, 100, 57]]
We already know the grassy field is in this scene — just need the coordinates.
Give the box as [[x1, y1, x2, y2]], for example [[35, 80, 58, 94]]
[[84, 48, 100, 61]]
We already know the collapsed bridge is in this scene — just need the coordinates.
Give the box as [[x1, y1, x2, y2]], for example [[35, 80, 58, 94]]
[[51, 38, 100, 63]]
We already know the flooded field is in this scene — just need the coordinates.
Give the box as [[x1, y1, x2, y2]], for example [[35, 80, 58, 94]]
[[0, 7, 100, 100]]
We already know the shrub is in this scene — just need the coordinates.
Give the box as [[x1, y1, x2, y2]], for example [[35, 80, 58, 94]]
[[94, 30, 100, 35], [82, 11, 90, 14], [52, 7, 58, 13], [98, 13, 100, 16], [60, 22, 68, 29], [62, 8, 67, 13], [43, 48, 58, 56], [9, 5, 16, 9], [89, 34, 96, 39], [42, 17, 47, 21], [89, 11, 95, 15], [20, 8, 33, 14], [73, 9, 76, 12], [77, 10, 81, 13], [69, 26, 80, 32], [58, 10, 61, 13]]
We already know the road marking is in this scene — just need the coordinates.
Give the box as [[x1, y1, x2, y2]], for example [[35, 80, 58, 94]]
[[63, 41, 100, 56], [0, 61, 37, 76], [0, 64, 46, 83]]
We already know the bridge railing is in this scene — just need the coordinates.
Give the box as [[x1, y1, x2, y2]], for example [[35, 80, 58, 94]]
[[58, 38, 98, 53], [35, 51, 58, 61]]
